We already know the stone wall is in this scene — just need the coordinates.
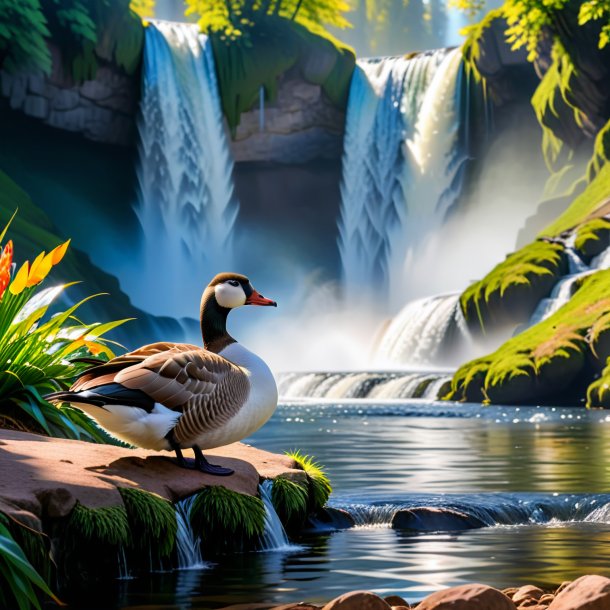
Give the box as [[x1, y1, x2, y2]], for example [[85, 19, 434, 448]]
[[229, 69, 346, 164], [0, 46, 138, 147]]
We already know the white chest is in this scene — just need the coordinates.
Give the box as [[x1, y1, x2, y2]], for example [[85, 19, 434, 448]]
[[194, 343, 278, 449]]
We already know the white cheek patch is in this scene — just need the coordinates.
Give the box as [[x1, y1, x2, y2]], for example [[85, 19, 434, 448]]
[[215, 283, 247, 308]]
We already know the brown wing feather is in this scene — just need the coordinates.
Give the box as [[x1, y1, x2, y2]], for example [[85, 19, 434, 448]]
[[114, 349, 251, 444]]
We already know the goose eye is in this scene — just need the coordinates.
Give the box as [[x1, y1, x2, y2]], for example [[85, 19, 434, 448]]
[[228, 280, 239, 287]]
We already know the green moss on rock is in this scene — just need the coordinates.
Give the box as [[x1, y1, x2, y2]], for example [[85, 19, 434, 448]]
[[287, 450, 332, 513], [270, 476, 309, 530], [189, 486, 266, 553], [574, 218, 610, 262], [118, 487, 177, 559], [212, 16, 355, 132], [448, 268, 610, 405], [460, 240, 567, 334]]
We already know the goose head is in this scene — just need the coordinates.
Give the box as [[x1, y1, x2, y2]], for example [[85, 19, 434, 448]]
[[200, 273, 276, 352]]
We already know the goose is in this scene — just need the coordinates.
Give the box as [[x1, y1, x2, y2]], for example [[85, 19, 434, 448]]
[[47, 272, 278, 476]]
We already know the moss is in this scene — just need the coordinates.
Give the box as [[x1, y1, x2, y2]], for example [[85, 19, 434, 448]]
[[461, 8, 504, 84], [118, 487, 177, 559], [574, 218, 610, 261], [270, 476, 309, 530], [539, 121, 610, 238], [587, 357, 610, 407], [189, 486, 266, 554], [211, 15, 355, 132], [448, 267, 610, 405], [287, 450, 332, 513], [460, 240, 567, 333]]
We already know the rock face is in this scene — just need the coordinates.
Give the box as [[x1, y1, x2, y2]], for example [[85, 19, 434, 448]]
[[0, 429, 304, 534], [0, 46, 137, 146], [547, 575, 610, 610], [416, 584, 516, 610], [230, 69, 345, 163]]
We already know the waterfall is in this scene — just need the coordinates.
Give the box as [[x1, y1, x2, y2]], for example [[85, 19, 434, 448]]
[[175, 495, 207, 570], [338, 47, 470, 307], [134, 21, 238, 317], [373, 292, 471, 366], [258, 481, 295, 552], [278, 370, 451, 400]]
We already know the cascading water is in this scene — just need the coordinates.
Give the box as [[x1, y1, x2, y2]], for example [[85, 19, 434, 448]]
[[258, 481, 296, 552], [338, 47, 470, 308], [278, 370, 451, 400], [175, 495, 207, 570], [134, 20, 238, 317], [373, 292, 471, 366]]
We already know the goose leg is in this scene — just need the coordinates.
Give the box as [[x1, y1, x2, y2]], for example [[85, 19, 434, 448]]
[[167, 430, 196, 470], [192, 445, 234, 476]]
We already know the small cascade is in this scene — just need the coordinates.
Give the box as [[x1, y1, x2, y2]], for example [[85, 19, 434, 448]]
[[175, 495, 207, 570], [334, 493, 610, 529], [117, 546, 134, 580], [134, 20, 238, 317], [258, 481, 294, 552], [277, 371, 450, 400], [374, 293, 471, 366], [338, 47, 472, 307]]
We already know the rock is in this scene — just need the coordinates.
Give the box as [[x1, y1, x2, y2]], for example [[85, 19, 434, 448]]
[[504, 588, 520, 598], [547, 575, 610, 609], [23, 95, 49, 119], [304, 506, 356, 533], [8, 75, 27, 110], [27, 74, 48, 96], [271, 605, 321, 610], [391, 507, 486, 531], [513, 586, 545, 606], [0, 429, 304, 533], [52, 89, 81, 111], [322, 591, 391, 610], [539, 594, 555, 605], [417, 584, 516, 610], [383, 596, 409, 608]]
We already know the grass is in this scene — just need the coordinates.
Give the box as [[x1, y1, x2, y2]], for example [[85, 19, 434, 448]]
[[448, 267, 610, 404], [287, 450, 332, 513], [270, 476, 309, 529], [189, 486, 266, 553], [574, 218, 610, 259], [118, 488, 177, 559], [459, 240, 566, 332]]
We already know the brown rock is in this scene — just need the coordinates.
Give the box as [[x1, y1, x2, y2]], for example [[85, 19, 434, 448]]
[[548, 575, 610, 609], [555, 582, 572, 596], [539, 595, 555, 604], [322, 591, 391, 610], [504, 588, 520, 598], [0, 429, 304, 531], [513, 586, 545, 605], [417, 584, 516, 610], [384, 596, 410, 608], [271, 605, 321, 610]]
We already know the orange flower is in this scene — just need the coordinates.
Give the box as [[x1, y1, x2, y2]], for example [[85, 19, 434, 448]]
[[0, 240, 13, 300], [9, 261, 29, 296]]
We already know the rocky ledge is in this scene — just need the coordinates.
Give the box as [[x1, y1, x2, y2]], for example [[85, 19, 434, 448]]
[[223, 575, 610, 610], [0, 429, 303, 533]]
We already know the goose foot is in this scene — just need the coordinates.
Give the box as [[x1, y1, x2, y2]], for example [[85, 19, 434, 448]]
[[193, 445, 234, 476]]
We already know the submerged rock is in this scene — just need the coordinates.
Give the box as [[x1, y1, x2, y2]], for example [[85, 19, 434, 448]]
[[303, 506, 356, 533], [391, 507, 485, 531]]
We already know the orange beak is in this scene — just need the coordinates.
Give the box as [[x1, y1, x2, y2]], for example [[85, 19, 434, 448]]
[[245, 290, 277, 307]]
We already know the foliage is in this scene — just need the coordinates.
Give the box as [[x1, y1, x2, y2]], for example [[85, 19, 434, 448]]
[[185, 0, 351, 40], [190, 486, 266, 553], [448, 267, 610, 404], [129, 0, 155, 20], [0, 211, 129, 441], [287, 449, 332, 512], [118, 487, 176, 558], [270, 476, 309, 528], [0, 0, 145, 79], [461, 8, 503, 82], [63, 502, 130, 548], [531, 43, 583, 171], [578, 0, 610, 48], [0, 514, 60, 610], [460, 240, 565, 329], [210, 15, 355, 131], [0, 0, 51, 74]]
